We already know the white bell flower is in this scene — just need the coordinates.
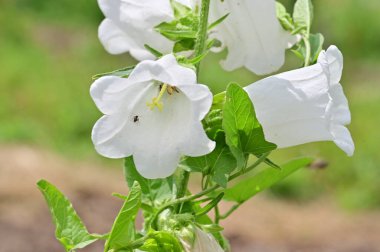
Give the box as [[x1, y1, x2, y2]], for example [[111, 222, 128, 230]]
[[244, 46, 355, 156], [181, 228, 224, 252], [209, 0, 297, 75], [90, 54, 215, 179], [97, 0, 192, 60]]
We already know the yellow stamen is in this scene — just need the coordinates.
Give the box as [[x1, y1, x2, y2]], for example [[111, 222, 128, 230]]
[[147, 84, 167, 111]]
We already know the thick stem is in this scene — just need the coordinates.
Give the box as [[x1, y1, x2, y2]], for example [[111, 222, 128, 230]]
[[194, 0, 211, 72]]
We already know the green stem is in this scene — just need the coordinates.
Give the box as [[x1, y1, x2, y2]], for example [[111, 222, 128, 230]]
[[214, 205, 221, 224], [175, 0, 211, 212], [194, 0, 211, 72], [303, 36, 311, 67], [229, 152, 271, 181], [220, 203, 242, 220], [114, 234, 152, 251]]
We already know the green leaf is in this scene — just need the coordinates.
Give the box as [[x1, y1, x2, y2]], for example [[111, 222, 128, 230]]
[[224, 158, 314, 203], [173, 38, 196, 53], [208, 13, 229, 31], [124, 157, 176, 205], [155, 16, 198, 41], [309, 33, 324, 63], [276, 2, 294, 31], [144, 44, 163, 58], [37, 180, 97, 251], [171, 0, 192, 18], [139, 231, 184, 252], [92, 66, 135, 80], [223, 83, 277, 168], [291, 33, 324, 64], [293, 0, 314, 33], [183, 132, 236, 188], [105, 182, 141, 252]]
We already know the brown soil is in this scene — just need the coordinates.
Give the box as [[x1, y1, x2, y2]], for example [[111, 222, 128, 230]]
[[0, 145, 379, 252]]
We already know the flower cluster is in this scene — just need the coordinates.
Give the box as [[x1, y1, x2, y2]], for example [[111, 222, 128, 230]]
[[92, 0, 354, 180], [86, 0, 355, 251]]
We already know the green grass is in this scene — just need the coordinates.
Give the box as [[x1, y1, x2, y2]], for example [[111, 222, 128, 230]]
[[1, 1, 379, 209]]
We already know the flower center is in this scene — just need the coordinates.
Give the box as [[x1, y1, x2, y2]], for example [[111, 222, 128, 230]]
[[147, 83, 179, 111]]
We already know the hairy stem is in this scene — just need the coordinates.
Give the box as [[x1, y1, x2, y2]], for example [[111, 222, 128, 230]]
[[175, 0, 211, 211]]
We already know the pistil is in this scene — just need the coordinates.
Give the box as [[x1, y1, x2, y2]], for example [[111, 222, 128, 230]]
[[147, 84, 168, 111]]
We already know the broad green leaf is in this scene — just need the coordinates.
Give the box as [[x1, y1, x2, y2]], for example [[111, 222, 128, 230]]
[[276, 2, 294, 31], [183, 132, 236, 188], [223, 83, 276, 168], [105, 182, 141, 252], [37, 180, 97, 251], [124, 157, 175, 205], [224, 158, 314, 202], [309, 33, 325, 63], [92, 66, 135, 80], [139, 231, 183, 252], [293, 0, 314, 33], [155, 13, 198, 42]]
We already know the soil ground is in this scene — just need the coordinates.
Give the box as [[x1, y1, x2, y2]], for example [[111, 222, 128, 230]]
[[1, 145, 379, 252]]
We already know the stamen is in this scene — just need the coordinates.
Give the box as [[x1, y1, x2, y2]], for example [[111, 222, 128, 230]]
[[147, 84, 168, 111]]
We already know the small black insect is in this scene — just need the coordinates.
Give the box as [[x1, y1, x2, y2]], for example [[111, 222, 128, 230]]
[[133, 115, 139, 123]]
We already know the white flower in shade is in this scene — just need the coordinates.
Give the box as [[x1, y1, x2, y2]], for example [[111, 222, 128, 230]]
[[97, 0, 192, 60], [181, 228, 224, 252], [209, 0, 297, 75], [90, 54, 215, 179], [244, 46, 354, 156]]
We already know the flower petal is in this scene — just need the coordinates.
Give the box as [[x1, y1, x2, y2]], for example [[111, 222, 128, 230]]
[[98, 19, 132, 55], [245, 73, 332, 148], [129, 54, 197, 86], [92, 115, 133, 158], [331, 124, 355, 156], [180, 122, 216, 157], [179, 84, 213, 121], [90, 76, 143, 115], [97, 0, 174, 59], [245, 46, 354, 155], [133, 148, 181, 179], [210, 0, 296, 75]]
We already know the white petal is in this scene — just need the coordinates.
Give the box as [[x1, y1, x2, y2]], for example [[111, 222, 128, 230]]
[[245, 46, 354, 155], [134, 148, 181, 179], [319, 45, 344, 85], [92, 115, 133, 158], [245, 71, 332, 147], [98, 19, 132, 55], [179, 84, 213, 121], [210, 0, 296, 75], [192, 228, 224, 252], [90, 76, 143, 115], [180, 122, 216, 157], [97, 0, 174, 59], [331, 124, 355, 156], [129, 54, 197, 86]]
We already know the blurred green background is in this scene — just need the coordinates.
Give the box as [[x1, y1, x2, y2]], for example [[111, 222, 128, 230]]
[[1, 0, 379, 209]]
